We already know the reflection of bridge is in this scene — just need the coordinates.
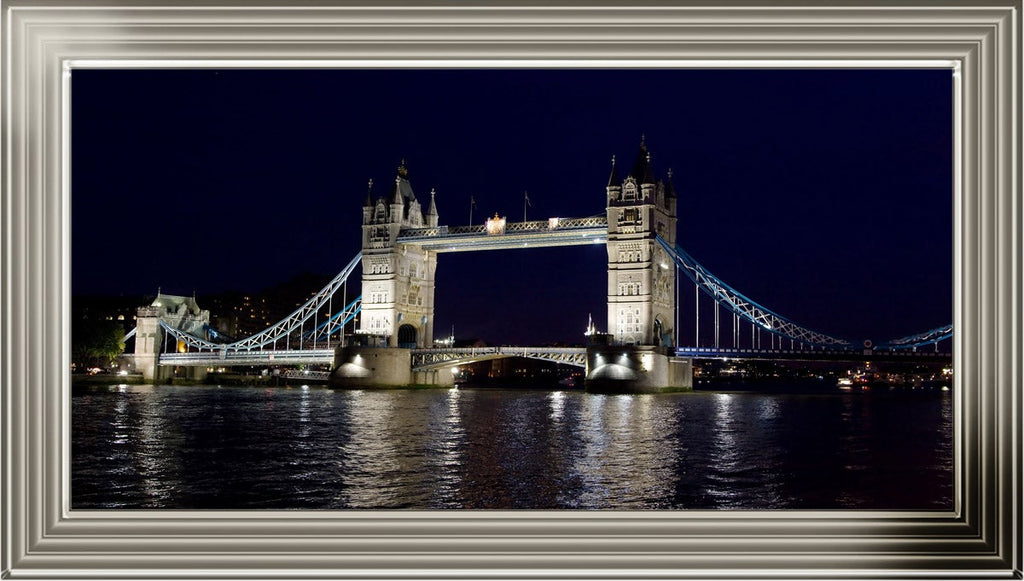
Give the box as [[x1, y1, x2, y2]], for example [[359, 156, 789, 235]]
[[127, 141, 951, 391]]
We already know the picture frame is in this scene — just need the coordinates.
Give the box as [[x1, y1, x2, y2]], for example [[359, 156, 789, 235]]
[[2, 1, 1019, 579]]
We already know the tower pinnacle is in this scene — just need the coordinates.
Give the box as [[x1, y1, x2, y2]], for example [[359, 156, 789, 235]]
[[631, 137, 655, 184], [607, 154, 620, 187], [427, 188, 438, 216]]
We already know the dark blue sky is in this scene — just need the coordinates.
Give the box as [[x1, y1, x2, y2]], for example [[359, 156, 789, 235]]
[[72, 68, 952, 346]]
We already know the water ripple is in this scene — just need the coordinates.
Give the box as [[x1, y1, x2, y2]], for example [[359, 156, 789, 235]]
[[72, 385, 953, 510]]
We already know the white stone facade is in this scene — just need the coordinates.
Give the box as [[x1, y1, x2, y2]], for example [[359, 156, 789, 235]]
[[358, 162, 439, 348], [134, 293, 210, 380], [605, 141, 678, 346]]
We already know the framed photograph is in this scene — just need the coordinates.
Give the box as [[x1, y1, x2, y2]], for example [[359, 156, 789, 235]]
[[2, 1, 1019, 579]]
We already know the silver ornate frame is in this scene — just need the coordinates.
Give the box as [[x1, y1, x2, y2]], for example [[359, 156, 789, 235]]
[[2, 1, 1020, 579]]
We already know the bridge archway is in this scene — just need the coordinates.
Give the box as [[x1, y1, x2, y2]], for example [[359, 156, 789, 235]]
[[397, 324, 418, 349]]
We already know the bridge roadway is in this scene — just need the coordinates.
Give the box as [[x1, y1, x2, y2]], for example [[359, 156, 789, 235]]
[[156, 346, 589, 369], [410, 346, 586, 369], [677, 347, 953, 363], [158, 345, 950, 368]]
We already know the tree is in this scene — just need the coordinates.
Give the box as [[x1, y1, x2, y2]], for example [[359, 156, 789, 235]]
[[72, 319, 126, 371]]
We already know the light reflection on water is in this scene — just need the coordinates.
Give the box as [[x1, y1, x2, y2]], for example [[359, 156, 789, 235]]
[[72, 385, 953, 510]]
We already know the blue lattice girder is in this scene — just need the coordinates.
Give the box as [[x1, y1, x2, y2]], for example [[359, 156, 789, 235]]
[[160, 252, 362, 352], [881, 324, 953, 350]]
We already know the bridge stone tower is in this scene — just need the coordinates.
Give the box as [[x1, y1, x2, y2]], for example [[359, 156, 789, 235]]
[[605, 138, 678, 346], [134, 292, 210, 381], [358, 161, 438, 348]]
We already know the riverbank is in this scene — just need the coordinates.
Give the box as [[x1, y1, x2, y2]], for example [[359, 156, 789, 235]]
[[71, 373, 145, 387]]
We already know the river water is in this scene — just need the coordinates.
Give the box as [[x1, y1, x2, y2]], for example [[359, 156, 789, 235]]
[[72, 384, 952, 510]]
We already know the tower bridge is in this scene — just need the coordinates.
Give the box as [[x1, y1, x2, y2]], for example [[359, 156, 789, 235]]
[[129, 139, 952, 392]]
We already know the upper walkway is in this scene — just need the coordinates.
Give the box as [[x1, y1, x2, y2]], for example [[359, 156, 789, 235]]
[[396, 216, 607, 252]]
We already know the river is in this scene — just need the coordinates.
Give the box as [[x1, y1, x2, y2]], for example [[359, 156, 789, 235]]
[[72, 384, 953, 510]]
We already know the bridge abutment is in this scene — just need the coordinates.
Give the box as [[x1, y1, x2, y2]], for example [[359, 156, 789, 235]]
[[584, 345, 692, 393]]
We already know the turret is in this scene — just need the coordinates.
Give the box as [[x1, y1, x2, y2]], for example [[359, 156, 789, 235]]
[[426, 188, 439, 228], [362, 178, 375, 224], [606, 155, 621, 204], [630, 137, 656, 203], [390, 176, 405, 219], [630, 135, 656, 185], [663, 168, 677, 214]]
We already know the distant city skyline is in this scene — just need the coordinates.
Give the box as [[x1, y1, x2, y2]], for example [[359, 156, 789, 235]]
[[72, 68, 953, 346]]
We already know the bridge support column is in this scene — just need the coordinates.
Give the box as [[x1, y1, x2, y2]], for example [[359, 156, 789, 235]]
[[329, 345, 412, 388], [585, 345, 692, 393]]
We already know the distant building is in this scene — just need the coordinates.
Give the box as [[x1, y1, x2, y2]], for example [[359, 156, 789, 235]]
[[73, 294, 146, 327]]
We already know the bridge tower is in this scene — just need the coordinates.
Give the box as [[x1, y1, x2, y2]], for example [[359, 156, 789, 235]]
[[134, 292, 210, 381], [358, 161, 438, 348], [605, 138, 678, 346]]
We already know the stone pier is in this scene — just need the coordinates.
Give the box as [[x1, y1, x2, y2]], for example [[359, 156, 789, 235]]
[[329, 345, 458, 388], [330, 346, 412, 388], [584, 345, 692, 393]]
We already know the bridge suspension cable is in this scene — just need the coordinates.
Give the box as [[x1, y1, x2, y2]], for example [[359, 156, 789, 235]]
[[656, 236, 851, 349], [302, 295, 363, 342], [160, 252, 362, 352], [881, 324, 952, 350]]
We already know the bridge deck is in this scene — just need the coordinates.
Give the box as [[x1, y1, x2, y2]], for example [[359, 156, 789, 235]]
[[156, 346, 950, 368], [678, 347, 952, 363], [157, 346, 590, 368], [159, 349, 334, 366], [411, 346, 587, 370]]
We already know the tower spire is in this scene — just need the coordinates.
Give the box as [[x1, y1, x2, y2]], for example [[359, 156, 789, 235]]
[[607, 154, 619, 187], [392, 175, 404, 205], [427, 188, 438, 216], [631, 137, 655, 184], [364, 178, 374, 207]]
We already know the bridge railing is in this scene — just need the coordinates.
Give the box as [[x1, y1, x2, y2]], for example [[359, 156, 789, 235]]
[[411, 346, 587, 369], [160, 349, 334, 365]]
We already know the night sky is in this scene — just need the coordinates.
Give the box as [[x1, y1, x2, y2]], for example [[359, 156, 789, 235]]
[[72, 69, 952, 346]]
